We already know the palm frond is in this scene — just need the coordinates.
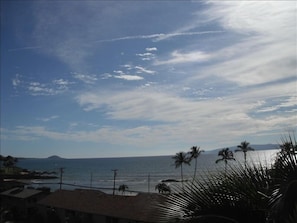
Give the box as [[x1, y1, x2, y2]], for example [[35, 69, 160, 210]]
[[158, 134, 297, 223], [158, 161, 271, 223], [268, 135, 297, 222]]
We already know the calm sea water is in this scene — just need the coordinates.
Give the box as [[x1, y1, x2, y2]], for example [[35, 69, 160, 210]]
[[17, 150, 278, 194]]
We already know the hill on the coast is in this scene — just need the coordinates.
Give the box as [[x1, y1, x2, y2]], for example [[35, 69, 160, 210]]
[[205, 144, 279, 154], [47, 155, 63, 159], [27, 144, 279, 159]]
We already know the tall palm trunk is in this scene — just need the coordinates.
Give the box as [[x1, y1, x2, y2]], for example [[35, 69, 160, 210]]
[[181, 163, 184, 188], [192, 158, 198, 184], [224, 160, 228, 179]]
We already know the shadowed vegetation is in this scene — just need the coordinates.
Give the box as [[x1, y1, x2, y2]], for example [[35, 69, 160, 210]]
[[155, 183, 171, 194], [118, 184, 129, 195], [158, 134, 297, 223]]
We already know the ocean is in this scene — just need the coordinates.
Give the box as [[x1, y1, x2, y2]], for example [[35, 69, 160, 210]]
[[17, 149, 278, 194]]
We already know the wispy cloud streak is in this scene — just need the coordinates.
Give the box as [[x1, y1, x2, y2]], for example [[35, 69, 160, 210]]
[[94, 31, 223, 43], [8, 46, 42, 52]]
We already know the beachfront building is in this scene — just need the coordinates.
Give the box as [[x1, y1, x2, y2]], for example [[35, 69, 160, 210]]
[[0, 187, 50, 222], [38, 189, 164, 223]]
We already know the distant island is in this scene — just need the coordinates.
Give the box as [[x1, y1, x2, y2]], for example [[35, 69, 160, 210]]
[[47, 155, 63, 159], [9, 144, 280, 160], [45, 145, 279, 159]]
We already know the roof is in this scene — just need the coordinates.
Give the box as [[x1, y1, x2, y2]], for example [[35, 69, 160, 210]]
[[1, 187, 43, 199], [38, 189, 164, 222]]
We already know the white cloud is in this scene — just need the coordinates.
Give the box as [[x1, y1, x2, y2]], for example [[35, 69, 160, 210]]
[[1, 127, 40, 141], [114, 74, 144, 81], [199, 1, 296, 86], [121, 64, 133, 70], [146, 47, 157, 52], [136, 53, 153, 57], [8, 46, 42, 52], [13, 126, 70, 141], [201, 37, 295, 86], [3, 79, 296, 150], [53, 79, 70, 85], [3, 2, 296, 153], [11, 74, 74, 96], [95, 31, 222, 43], [52, 79, 73, 91], [76, 80, 295, 122], [28, 82, 55, 96], [101, 73, 113, 79], [95, 33, 162, 43], [113, 66, 154, 79], [113, 70, 125, 75], [37, 115, 59, 122], [136, 52, 156, 61], [12, 74, 21, 87], [256, 96, 297, 113], [155, 50, 211, 65], [135, 66, 155, 74], [24, 79, 72, 96], [100, 70, 146, 81], [72, 72, 98, 84], [28, 2, 221, 70], [206, 1, 295, 37], [69, 122, 78, 127], [153, 31, 223, 42], [30, 2, 103, 70], [7, 80, 294, 149]]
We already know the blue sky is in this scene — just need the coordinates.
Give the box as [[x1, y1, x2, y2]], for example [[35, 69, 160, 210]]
[[1, 1, 296, 158]]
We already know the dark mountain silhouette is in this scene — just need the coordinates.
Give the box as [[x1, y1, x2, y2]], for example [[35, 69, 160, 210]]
[[205, 144, 279, 154], [47, 155, 63, 159]]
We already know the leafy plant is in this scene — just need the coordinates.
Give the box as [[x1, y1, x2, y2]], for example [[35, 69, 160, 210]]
[[158, 161, 272, 223], [269, 134, 297, 223], [155, 183, 171, 194], [118, 184, 128, 195], [158, 134, 297, 223]]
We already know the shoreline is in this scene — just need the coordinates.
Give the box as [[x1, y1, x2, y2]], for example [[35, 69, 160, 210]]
[[2, 174, 58, 180]]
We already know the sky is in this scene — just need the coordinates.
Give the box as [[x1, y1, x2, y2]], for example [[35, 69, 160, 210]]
[[1, 1, 296, 158]]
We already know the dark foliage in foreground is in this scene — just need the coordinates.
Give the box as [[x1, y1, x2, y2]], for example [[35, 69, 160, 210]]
[[269, 134, 297, 223], [158, 135, 297, 223]]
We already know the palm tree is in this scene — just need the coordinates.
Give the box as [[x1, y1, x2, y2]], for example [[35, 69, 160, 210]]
[[271, 135, 297, 223], [188, 146, 204, 182], [172, 152, 191, 187], [215, 148, 235, 175], [235, 141, 254, 167], [118, 184, 128, 195], [158, 134, 297, 223]]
